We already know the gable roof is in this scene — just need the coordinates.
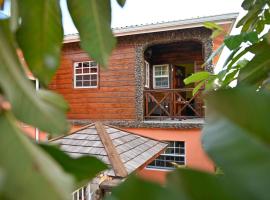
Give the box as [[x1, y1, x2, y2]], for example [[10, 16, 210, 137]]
[[64, 13, 238, 43], [51, 122, 167, 178]]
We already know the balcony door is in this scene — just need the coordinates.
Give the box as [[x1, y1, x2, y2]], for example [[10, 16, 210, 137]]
[[172, 66, 185, 89]]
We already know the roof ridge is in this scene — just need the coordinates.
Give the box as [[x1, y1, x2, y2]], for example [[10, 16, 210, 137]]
[[95, 122, 128, 178]]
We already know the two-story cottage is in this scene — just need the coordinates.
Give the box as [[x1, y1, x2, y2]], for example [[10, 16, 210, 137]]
[[50, 13, 238, 183]]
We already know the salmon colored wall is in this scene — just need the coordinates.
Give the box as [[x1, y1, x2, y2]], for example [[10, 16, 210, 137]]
[[125, 128, 214, 184]]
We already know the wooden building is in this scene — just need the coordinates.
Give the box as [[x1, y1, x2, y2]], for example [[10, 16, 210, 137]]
[[50, 13, 238, 183]]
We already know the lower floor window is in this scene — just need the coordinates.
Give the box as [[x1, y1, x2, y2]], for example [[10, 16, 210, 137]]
[[147, 141, 185, 170]]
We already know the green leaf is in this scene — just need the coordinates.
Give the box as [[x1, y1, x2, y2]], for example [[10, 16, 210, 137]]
[[107, 175, 176, 200], [184, 71, 211, 85], [243, 31, 259, 43], [204, 22, 223, 31], [241, 0, 254, 10], [224, 35, 244, 50], [192, 81, 205, 96], [203, 43, 225, 67], [0, 168, 4, 193], [16, 0, 63, 86], [204, 22, 224, 38], [223, 46, 241, 68], [10, 0, 19, 32], [264, 9, 270, 24], [256, 20, 265, 33], [116, 0, 126, 7], [0, 19, 69, 135], [167, 169, 237, 200], [67, 0, 116, 67], [238, 45, 270, 85], [205, 88, 270, 145], [0, 112, 74, 200], [203, 94, 270, 200], [40, 144, 107, 184]]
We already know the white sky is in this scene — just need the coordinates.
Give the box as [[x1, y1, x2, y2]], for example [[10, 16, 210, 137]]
[[61, 0, 243, 35]]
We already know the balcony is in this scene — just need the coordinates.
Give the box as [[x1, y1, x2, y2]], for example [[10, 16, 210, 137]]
[[144, 88, 204, 121]]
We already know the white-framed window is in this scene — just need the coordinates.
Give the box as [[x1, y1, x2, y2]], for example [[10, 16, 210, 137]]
[[74, 61, 98, 88], [147, 141, 185, 170], [145, 61, 150, 88], [153, 64, 170, 89]]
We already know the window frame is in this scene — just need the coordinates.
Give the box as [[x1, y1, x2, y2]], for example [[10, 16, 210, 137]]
[[153, 64, 170, 89], [145, 61, 150, 88], [147, 141, 186, 170], [73, 61, 99, 89]]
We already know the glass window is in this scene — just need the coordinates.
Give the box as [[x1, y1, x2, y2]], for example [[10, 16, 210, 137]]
[[147, 141, 185, 170], [153, 65, 169, 89], [74, 61, 98, 88], [145, 61, 150, 88]]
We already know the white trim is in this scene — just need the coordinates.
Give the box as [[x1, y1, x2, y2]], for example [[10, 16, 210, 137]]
[[153, 64, 170, 89], [64, 13, 238, 43], [144, 61, 150, 88], [73, 61, 99, 89]]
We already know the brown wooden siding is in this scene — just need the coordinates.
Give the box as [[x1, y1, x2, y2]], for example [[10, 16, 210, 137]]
[[49, 42, 137, 121]]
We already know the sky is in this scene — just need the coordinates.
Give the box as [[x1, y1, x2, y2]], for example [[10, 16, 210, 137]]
[[61, 0, 243, 35]]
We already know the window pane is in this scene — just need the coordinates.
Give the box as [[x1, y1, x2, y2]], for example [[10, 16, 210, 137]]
[[90, 61, 97, 67], [155, 66, 162, 76], [91, 81, 97, 86], [155, 77, 169, 88], [83, 81, 90, 87], [76, 68, 82, 74], [161, 66, 169, 75], [76, 81, 82, 87], [78, 62, 82, 67], [76, 75, 83, 80], [91, 74, 97, 80], [90, 68, 97, 73], [83, 62, 90, 67], [83, 75, 90, 80], [83, 68, 90, 73]]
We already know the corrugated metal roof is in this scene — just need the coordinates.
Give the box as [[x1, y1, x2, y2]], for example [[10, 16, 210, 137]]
[[64, 13, 238, 43], [52, 123, 167, 177]]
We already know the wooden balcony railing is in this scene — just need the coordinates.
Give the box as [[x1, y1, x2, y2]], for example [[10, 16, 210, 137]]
[[144, 88, 204, 120]]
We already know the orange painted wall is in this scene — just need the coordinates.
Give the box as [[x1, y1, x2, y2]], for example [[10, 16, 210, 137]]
[[125, 128, 214, 184]]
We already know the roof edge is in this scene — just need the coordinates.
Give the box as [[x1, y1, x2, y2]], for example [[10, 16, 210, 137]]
[[64, 13, 239, 43]]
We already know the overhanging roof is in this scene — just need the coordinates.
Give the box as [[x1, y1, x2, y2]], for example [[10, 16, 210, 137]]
[[64, 13, 239, 43], [51, 122, 167, 178]]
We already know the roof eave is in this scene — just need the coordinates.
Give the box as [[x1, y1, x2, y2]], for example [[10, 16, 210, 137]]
[[63, 13, 239, 44]]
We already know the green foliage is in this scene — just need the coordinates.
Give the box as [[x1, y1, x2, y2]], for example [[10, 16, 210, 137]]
[[0, 0, 114, 199], [184, 71, 211, 85], [203, 88, 270, 200], [204, 22, 225, 38], [67, 0, 116, 67], [40, 144, 107, 184], [116, 0, 126, 7], [0, 112, 74, 200], [16, 0, 64, 86], [224, 32, 259, 50], [0, 19, 69, 135]]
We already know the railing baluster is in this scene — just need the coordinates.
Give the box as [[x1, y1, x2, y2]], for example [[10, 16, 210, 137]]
[[144, 88, 203, 120]]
